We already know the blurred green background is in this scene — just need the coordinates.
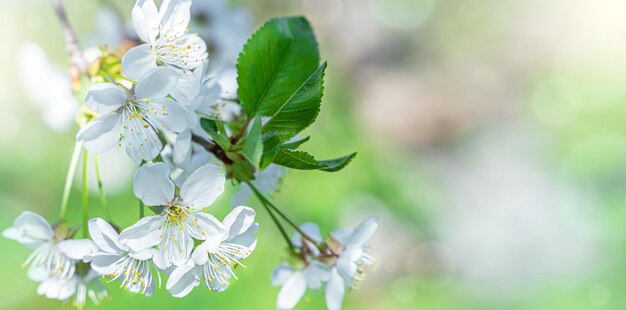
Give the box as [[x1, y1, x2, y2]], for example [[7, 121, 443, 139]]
[[2, 0, 626, 309]]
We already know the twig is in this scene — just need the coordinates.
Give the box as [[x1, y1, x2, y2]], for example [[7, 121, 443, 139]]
[[50, 0, 87, 73]]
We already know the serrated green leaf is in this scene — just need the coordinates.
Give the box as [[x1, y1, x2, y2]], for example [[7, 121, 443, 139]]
[[282, 136, 310, 150], [237, 17, 320, 117], [241, 118, 263, 168], [263, 63, 326, 141], [260, 131, 282, 169], [273, 149, 356, 172]]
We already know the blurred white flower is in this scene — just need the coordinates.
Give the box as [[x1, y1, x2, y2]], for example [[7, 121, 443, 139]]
[[232, 164, 286, 208], [84, 218, 159, 296], [38, 269, 108, 310], [166, 206, 257, 296], [76, 67, 188, 163], [3, 211, 97, 281], [325, 218, 378, 310], [122, 0, 207, 81], [17, 43, 78, 131], [119, 163, 226, 268], [271, 223, 330, 309]]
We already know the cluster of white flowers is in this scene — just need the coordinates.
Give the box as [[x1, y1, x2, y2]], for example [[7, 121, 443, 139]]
[[6, 0, 378, 309], [271, 219, 378, 310]]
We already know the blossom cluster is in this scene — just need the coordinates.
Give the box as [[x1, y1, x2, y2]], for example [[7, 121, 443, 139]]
[[5, 0, 377, 309]]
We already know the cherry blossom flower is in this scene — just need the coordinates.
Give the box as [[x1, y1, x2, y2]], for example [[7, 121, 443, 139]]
[[76, 67, 188, 163], [84, 218, 160, 296], [119, 162, 226, 268], [166, 206, 257, 297], [3, 211, 97, 281], [38, 269, 108, 310]]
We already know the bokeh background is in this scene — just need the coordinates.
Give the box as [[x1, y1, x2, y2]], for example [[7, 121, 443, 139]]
[[1, 0, 626, 309]]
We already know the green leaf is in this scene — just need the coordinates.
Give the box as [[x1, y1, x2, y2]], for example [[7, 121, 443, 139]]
[[260, 131, 282, 169], [237, 17, 320, 117], [241, 118, 263, 168], [282, 136, 310, 150], [200, 118, 231, 150], [263, 63, 326, 141], [273, 149, 356, 172]]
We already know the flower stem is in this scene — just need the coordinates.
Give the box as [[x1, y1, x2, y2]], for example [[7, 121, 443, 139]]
[[233, 115, 252, 143], [246, 182, 295, 254], [138, 200, 144, 219], [82, 151, 89, 238], [247, 182, 322, 249], [60, 141, 83, 219], [94, 155, 111, 221]]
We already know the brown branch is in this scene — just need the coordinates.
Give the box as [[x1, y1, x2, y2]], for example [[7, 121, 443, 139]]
[[50, 0, 88, 79], [191, 134, 233, 165]]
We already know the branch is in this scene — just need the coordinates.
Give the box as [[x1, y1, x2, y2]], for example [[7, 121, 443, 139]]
[[191, 134, 233, 165], [50, 0, 87, 74]]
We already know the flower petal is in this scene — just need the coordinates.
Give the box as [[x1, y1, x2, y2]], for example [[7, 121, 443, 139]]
[[158, 0, 191, 39], [123, 121, 163, 163], [84, 252, 123, 275], [135, 67, 178, 99], [271, 263, 294, 286], [76, 113, 121, 154], [119, 215, 164, 251], [133, 163, 175, 206], [305, 263, 330, 290], [85, 83, 127, 114], [172, 130, 191, 165], [277, 271, 306, 310], [88, 218, 127, 254], [58, 239, 98, 260], [347, 218, 378, 248], [180, 164, 225, 209], [131, 0, 159, 44], [223, 206, 256, 239], [122, 44, 157, 80], [231, 184, 252, 208], [186, 212, 227, 243], [27, 265, 50, 281], [324, 269, 346, 310], [166, 261, 200, 298], [144, 97, 188, 132], [2, 211, 53, 246]]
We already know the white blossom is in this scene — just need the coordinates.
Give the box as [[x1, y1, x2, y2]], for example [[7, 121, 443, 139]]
[[3, 211, 97, 280], [324, 218, 378, 310], [122, 0, 207, 82], [166, 206, 257, 297], [38, 270, 108, 310], [76, 67, 188, 163], [119, 162, 226, 268], [84, 218, 160, 296]]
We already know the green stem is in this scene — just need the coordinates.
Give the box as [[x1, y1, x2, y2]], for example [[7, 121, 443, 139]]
[[247, 182, 322, 249], [138, 200, 144, 219], [94, 156, 111, 221], [246, 182, 295, 254], [60, 141, 83, 219], [82, 151, 89, 238]]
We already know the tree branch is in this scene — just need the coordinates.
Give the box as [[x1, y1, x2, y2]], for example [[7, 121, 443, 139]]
[[50, 0, 87, 74]]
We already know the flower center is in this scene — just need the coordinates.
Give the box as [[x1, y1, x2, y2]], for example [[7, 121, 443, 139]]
[[164, 203, 189, 225]]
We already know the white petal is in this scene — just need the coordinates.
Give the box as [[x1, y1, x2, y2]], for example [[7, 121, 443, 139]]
[[291, 222, 322, 248], [122, 44, 158, 80], [227, 223, 258, 256], [336, 255, 358, 280], [58, 239, 98, 260], [131, 0, 160, 44], [118, 215, 164, 251], [325, 269, 346, 310], [166, 261, 200, 298], [186, 212, 227, 243], [123, 122, 163, 163], [128, 247, 155, 261], [76, 113, 121, 154], [135, 67, 178, 99], [171, 67, 203, 104], [305, 263, 330, 290], [88, 218, 126, 254], [223, 206, 256, 239], [347, 218, 378, 248], [271, 263, 294, 286], [85, 83, 127, 114], [180, 164, 225, 209], [38, 276, 77, 300], [159, 0, 191, 39], [144, 97, 188, 132], [2, 211, 53, 246], [133, 163, 175, 206], [231, 184, 252, 208], [277, 271, 307, 310], [27, 265, 50, 281], [85, 252, 123, 275], [172, 130, 191, 165], [330, 228, 353, 246]]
